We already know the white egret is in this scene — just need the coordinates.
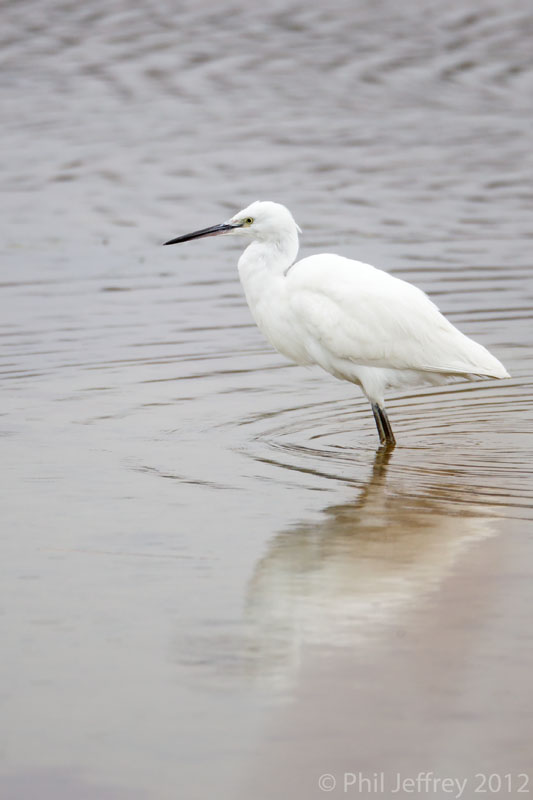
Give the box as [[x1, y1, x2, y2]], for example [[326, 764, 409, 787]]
[[164, 201, 509, 447]]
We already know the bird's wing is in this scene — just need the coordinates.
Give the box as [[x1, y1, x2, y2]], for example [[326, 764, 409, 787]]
[[287, 255, 507, 377]]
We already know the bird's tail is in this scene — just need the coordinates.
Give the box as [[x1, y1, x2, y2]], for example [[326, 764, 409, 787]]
[[441, 332, 510, 379]]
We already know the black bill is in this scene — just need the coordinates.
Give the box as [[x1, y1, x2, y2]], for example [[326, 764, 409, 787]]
[[163, 221, 239, 245]]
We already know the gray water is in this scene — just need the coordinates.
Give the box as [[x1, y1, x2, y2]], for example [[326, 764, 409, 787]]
[[2, 1, 533, 798]]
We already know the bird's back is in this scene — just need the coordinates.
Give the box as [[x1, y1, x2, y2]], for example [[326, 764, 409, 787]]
[[285, 253, 509, 380]]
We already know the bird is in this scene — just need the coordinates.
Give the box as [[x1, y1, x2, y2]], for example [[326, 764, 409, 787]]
[[164, 201, 509, 448]]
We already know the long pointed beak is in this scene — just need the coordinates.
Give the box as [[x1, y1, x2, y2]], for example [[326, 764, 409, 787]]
[[163, 221, 240, 246]]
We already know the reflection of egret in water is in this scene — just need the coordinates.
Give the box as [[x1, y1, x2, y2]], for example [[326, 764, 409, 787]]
[[245, 449, 498, 687]]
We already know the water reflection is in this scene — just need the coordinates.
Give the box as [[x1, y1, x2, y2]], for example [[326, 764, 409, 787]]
[[245, 448, 497, 686]]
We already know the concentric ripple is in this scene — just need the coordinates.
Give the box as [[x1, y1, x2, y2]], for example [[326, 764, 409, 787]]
[[238, 375, 533, 518]]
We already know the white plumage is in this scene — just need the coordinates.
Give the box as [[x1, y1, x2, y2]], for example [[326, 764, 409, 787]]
[[165, 200, 509, 446]]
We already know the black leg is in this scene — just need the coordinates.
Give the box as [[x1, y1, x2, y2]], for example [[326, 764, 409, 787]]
[[378, 405, 396, 446], [372, 403, 386, 444], [371, 403, 396, 448]]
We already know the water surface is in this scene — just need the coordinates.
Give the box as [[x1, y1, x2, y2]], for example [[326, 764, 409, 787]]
[[1, 1, 532, 798]]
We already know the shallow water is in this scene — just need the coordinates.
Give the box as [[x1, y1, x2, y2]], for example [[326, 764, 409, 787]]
[[1, 0, 533, 798]]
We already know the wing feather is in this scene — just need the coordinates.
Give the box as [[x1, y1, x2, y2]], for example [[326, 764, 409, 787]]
[[286, 255, 507, 378]]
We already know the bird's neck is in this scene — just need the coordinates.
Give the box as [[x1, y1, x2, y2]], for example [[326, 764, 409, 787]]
[[238, 233, 299, 294]]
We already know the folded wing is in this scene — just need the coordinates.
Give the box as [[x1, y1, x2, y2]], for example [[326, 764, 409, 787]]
[[287, 255, 508, 378]]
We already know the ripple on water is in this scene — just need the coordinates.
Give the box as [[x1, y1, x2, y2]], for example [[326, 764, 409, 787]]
[[236, 376, 533, 519]]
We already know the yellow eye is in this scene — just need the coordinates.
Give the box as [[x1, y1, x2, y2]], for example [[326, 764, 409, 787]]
[[244, 217, 254, 225]]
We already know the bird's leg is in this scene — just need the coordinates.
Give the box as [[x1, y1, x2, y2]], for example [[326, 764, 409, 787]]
[[378, 405, 396, 447], [372, 403, 386, 444], [371, 403, 396, 448]]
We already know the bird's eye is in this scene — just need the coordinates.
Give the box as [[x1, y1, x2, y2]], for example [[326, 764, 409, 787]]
[[243, 217, 254, 225]]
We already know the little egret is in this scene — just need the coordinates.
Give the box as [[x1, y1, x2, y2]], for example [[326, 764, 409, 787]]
[[164, 201, 509, 447]]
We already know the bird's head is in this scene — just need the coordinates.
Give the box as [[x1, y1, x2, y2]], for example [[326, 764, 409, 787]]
[[164, 200, 301, 246]]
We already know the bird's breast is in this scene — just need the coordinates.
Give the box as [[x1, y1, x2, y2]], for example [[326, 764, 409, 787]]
[[241, 275, 312, 366]]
